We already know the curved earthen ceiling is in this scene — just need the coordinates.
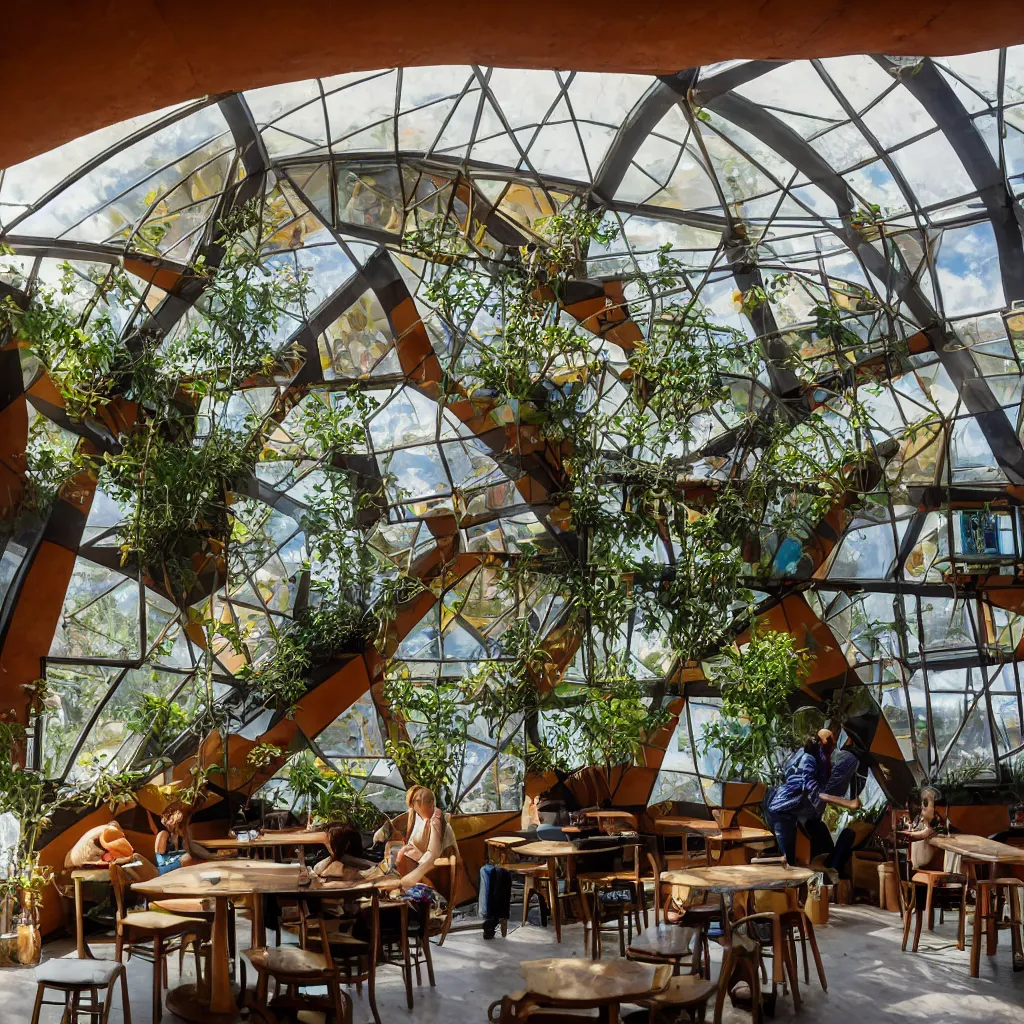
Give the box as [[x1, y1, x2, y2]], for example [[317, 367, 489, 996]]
[[4, 1, 1024, 168]]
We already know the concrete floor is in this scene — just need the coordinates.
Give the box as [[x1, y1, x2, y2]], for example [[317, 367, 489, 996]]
[[1, 905, 1022, 1024]]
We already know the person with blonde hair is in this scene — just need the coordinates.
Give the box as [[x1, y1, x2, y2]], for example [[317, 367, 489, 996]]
[[392, 786, 444, 886]]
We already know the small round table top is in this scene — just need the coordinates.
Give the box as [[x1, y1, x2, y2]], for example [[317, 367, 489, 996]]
[[660, 864, 814, 893], [520, 957, 667, 1004], [514, 841, 579, 858], [486, 835, 529, 848]]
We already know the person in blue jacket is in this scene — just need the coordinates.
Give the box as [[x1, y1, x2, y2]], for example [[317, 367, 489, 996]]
[[764, 729, 861, 866]]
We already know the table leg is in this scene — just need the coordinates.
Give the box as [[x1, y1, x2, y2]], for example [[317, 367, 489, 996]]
[[985, 871, 998, 957], [74, 877, 93, 960], [548, 859, 562, 944], [208, 896, 234, 1014], [368, 891, 382, 1024], [251, 894, 265, 949], [971, 878, 984, 978]]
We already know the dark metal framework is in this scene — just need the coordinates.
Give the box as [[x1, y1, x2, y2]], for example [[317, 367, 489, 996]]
[[3, 53, 1024, 812]]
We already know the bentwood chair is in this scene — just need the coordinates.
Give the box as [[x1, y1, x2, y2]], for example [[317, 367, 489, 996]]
[[639, 932, 763, 1024], [109, 864, 209, 1023]]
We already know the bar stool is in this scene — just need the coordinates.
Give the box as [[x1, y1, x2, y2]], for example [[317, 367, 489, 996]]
[[970, 876, 1024, 977], [30, 958, 131, 1024]]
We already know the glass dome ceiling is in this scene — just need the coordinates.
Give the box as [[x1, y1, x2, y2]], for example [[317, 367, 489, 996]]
[[4, 52, 1024, 816]]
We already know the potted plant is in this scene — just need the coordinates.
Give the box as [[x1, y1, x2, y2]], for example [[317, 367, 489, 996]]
[[699, 628, 808, 794], [0, 701, 57, 967], [0, 682, 149, 965]]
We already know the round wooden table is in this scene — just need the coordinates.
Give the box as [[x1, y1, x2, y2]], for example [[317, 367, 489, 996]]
[[133, 860, 383, 1023], [660, 864, 815, 894], [513, 840, 624, 943], [519, 957, 670, 1023], [661, 864, 815, 940]]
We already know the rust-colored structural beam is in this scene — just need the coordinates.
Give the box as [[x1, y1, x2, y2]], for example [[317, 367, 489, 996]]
[[4, 2, 1024, 168]]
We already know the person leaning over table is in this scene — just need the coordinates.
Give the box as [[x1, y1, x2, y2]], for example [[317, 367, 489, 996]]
[[763, 729, 860, 867], [313, 825, 377, 881]]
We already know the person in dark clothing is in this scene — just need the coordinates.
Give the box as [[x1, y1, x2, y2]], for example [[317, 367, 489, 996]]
[[764, 729, 860, 866]]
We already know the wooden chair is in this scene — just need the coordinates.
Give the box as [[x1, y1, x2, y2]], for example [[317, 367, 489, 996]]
[[649, 837, 710, 928], [426, 820, 461, 946], [30, 958, 131, 1024], [575, 840, 646, 959], [109, 863, 209, 1023], [514, 862, 552, 928], [639, 932, 763, 1023], [244, 913, 351, 1023], [892, 821, 967, 954], [627, 923, 700, 976], [369, 889, 416, 1012]]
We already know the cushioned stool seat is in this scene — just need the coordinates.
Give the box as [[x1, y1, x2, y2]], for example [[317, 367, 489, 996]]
[[35, 959, 124, 986], [31, 957, 131, 1024]]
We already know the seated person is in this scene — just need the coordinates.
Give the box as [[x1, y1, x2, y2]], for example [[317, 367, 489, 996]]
[[153, 805, 188, 874], [365, 787, 454, 890], [158, 800, 232, 865], [313, 825, 376, 882], [901, 784, 955, 871], [371, 785, 424, 846]]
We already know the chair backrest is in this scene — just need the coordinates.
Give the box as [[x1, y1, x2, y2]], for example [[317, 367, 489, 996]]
[[712, 932, 760, 1024], [298, 899, 337, 971], [441, 812, 458, 858], [108, 863, 129, 924], [370, 887, 411, 948]]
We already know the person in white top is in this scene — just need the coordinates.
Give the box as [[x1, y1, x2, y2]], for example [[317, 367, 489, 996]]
[[393, 787, 444, 886]]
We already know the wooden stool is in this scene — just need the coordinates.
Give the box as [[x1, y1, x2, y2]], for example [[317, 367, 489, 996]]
[[515, 864, 551, 927], [31, 958, 131, 1024], [970, 877, 1024, 977]]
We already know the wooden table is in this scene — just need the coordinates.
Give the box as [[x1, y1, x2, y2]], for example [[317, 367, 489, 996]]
[[201, 830, 330, 861], [583, 809, 639, 832], [655, 818, 773, 854], [133, 859, 384, 1023], [485, 835, 528, 863], [928, 834, 1024, 976], [513, 841, 625, 944], [519, 957, 670, 1023], [660, 864, 814, 894], [662, 863, 814, 933]]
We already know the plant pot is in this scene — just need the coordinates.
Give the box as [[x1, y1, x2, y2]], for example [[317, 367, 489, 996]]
[[0, 933, 19, 968], [15, 897, 41, 966]]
